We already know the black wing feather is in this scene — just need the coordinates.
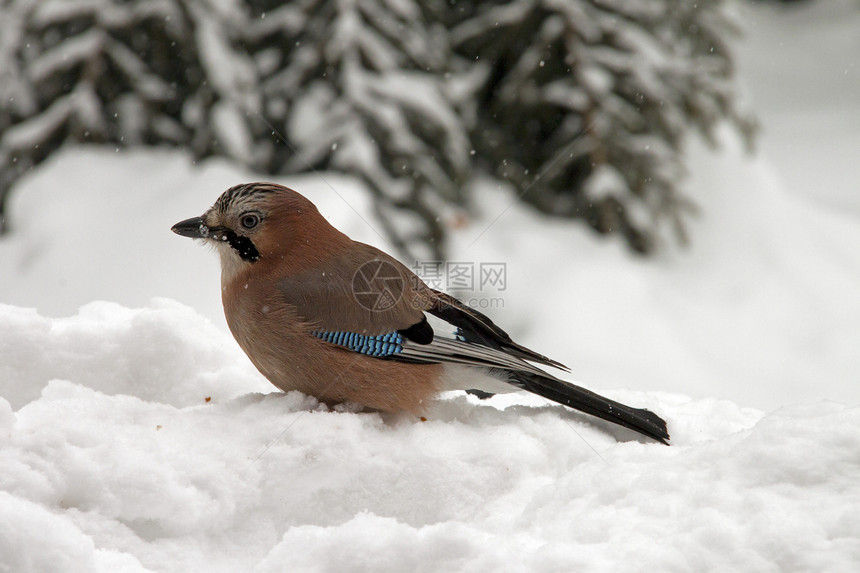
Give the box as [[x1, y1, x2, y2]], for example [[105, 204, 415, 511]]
[[510, 372, 670, 444], [397, 315, 434, 344], [319, 290, 670, 444], [428, 290, 569, 371]]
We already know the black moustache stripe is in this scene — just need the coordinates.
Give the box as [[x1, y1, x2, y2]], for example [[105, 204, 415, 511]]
[[222, 230, 260, 262]]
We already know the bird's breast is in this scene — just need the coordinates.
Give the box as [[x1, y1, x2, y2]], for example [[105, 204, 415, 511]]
[[221, 274, 442, 413]]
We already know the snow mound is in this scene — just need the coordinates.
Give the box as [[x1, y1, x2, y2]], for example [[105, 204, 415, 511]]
[[1, 302, 858, 571], [0, 299, 269, 410]]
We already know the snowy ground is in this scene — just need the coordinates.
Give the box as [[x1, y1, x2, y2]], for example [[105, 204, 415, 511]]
[[2, 1, 860, 571]]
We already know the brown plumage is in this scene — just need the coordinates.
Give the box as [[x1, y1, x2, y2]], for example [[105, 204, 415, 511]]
[[172, 182, 670, 443]]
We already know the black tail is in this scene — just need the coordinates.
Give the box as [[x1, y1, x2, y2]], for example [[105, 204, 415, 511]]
[[512, 372, 670, 445]]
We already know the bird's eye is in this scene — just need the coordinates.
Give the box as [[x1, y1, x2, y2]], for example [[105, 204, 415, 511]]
[[240, 213, 260, 229]]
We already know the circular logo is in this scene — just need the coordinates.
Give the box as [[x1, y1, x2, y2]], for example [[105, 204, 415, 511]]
[[352, 260, 405, 311]]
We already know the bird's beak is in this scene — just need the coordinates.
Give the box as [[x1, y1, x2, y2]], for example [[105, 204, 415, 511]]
[[171, 216, 209, 239]]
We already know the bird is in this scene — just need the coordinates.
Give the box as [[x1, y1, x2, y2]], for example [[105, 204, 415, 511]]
[[172, 182, 670, 444]]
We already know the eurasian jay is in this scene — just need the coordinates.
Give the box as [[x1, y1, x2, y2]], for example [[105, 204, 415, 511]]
[[172, 183, 670, 444]]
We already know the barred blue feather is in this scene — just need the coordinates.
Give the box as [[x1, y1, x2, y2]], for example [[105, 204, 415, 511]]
[[312, 330, 404, 357]]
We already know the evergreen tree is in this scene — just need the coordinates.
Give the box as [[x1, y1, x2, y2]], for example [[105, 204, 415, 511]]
[[242, 0, 471, 258], [0, 0, 267, 231], [451, 0, 755, 252], [0, 0, 754, 259]]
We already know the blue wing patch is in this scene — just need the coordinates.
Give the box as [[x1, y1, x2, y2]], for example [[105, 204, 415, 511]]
[[312, 330, 404, 357]]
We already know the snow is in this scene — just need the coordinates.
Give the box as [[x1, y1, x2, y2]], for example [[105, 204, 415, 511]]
[[193, 5, 258, 100], [28, 30, 105, 84], [0, 300, 267, 411], [738, 0, 860, 216], [370, 72, 471, 171], [0, 305, 857, 571], [2, 1, 860, 570], [212, 100, 256, 165]]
